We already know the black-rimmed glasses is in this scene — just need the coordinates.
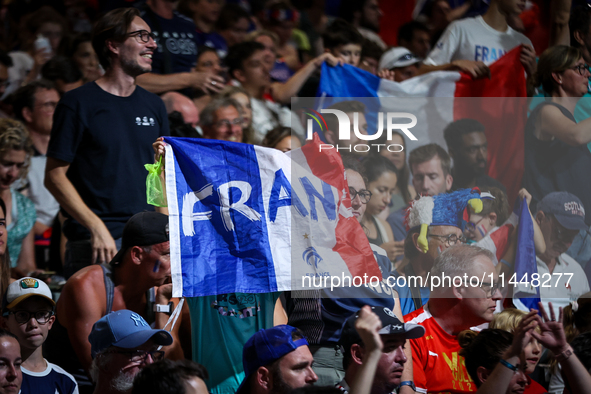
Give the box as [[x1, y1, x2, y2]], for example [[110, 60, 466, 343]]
[[349, 187, 372, 204], [427, 233, 466, 246], [3, 310, 54, 325], [571, 64, 590, 76], [126, 30, 156, 44]]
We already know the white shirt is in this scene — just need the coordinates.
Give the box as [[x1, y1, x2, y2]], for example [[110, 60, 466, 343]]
[[250, 97, 304, 144], [27, 156, 59, 226], [536, 254, 590, 317], [424, 16, 532, 66], [1, 51, 34, 100]]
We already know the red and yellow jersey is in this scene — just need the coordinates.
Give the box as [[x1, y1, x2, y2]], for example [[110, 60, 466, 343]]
[[405, 305, 477, 394]]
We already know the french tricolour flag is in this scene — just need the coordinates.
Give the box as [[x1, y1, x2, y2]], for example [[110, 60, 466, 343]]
[[512, 197, 541, 311], [317, 46, 528, 202], [164, 135, 381, 298]]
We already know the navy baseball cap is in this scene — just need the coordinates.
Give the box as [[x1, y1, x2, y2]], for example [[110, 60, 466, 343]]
[[110, 211, 169, 265], [537, 192, 587, 231], [237, 325, 308, 393], [89, 309, 173, 358], [339, 306, 425, 353]]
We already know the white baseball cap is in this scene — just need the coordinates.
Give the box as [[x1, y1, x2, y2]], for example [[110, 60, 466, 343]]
[[379, 47, 421, 71], [4, 277, 55, 310]]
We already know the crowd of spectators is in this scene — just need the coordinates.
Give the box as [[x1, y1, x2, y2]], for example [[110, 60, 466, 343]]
[[0, 0, 590, 394]]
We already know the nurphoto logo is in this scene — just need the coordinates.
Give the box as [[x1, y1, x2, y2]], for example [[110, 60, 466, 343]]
[[304, 108, 419, 152]]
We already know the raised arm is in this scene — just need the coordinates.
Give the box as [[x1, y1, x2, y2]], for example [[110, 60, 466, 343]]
[[44, 157, 117, 263], [532, 302, 591, 394], [476, 311, 539, 394], [136, 71, 224, 95], [418, 60, 491, 79], [270, 53, 343, 104], [350, 305, 383, 394]]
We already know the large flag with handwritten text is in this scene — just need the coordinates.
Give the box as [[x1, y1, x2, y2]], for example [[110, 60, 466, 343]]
[[164, 135, 381, 298]]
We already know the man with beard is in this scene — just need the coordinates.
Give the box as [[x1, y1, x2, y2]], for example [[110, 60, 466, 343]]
[[339, 0, 386, 50], [45, 8, 169, 278], [533, 192, 590, 316], [88, 310, 173, 394], [443, 119, 506, 193], [387, 144, 453, 241], [337, 306, 424, 394], [405, 245, 502, 393], [44, 212, 181, 394], [236, 325, 318, 394]]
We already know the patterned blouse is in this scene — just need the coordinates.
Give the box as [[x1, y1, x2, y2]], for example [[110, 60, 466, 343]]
[[7, 189, 36, 267]]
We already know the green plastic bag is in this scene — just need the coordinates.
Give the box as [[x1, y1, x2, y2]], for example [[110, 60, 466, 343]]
[[145, 157, 167, 207]]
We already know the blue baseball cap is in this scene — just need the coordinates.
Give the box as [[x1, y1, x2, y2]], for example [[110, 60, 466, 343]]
[[237, 325, 309, 393], [537, 192, 587, 231], [89, 310, 173, 358]]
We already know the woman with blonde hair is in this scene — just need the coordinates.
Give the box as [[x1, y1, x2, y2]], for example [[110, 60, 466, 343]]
[[490, 308, 545, 394], [0, 119, 37, 274]]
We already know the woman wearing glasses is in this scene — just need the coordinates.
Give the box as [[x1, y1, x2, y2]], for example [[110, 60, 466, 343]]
[[524, 45, 591, 231], [360, 155, 404, 267]]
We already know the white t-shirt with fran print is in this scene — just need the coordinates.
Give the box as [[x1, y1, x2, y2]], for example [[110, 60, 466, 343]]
[[424, 16, 533, 66]]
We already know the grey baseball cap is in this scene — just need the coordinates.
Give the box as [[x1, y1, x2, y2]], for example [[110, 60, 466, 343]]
[[537, 191, 587, 231]]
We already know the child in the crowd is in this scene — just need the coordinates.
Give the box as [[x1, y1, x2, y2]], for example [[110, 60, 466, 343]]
[[490, 308, 546, 394], [1, 278, 78, 394], [466, 187, 545, 267]]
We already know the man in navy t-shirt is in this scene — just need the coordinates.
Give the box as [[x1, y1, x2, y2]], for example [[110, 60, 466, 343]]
[[136, 0, 224, 96], [45, 8, 169, 277]]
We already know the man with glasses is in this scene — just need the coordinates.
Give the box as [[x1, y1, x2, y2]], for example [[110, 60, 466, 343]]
[[405, 245, 502, 394], [533, 192, 590, 316], [45, 8, 169, 278], [285, 160, 410, 386], [392, 189, 475, 315], [2, 277, 78, 394], [88, 309, 172, 394], [199, 97, 244, 142]]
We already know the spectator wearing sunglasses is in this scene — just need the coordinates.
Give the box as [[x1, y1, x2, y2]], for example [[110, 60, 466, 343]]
[[88, 310, 173, 394], [1, 277, 78, 394]]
